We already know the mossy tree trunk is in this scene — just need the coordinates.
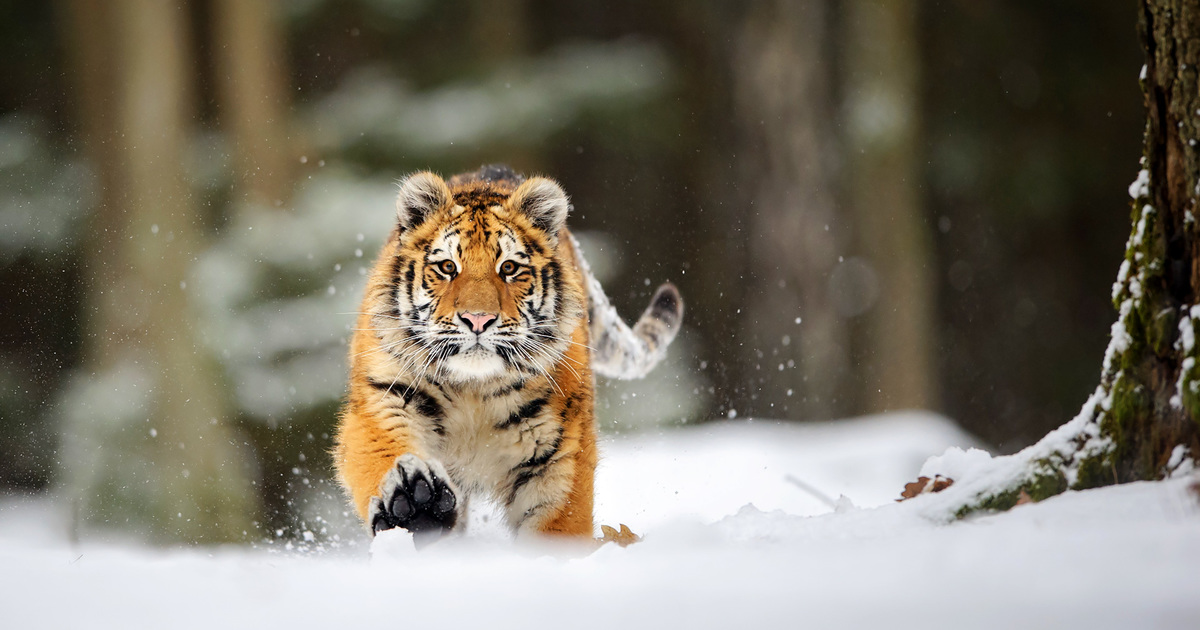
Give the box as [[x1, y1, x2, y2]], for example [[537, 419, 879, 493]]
[[951, 0, 1200, 516], [1108, 0, 1200, 480]]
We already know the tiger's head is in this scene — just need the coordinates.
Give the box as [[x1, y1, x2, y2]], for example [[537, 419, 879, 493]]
[[384, 170, 585, 384]]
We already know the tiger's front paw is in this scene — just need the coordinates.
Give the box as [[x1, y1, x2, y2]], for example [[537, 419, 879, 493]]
[[369, 454, 459, 545]]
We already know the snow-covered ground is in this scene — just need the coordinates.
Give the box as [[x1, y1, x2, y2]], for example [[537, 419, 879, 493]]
[[2, 412, 1198, 629]]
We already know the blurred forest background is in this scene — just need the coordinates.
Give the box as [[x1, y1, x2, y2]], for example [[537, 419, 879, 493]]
[[0, 0, 1141, 544]]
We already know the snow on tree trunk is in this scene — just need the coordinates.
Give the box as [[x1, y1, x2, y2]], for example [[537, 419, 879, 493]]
[[921, 0, 1200, 519]]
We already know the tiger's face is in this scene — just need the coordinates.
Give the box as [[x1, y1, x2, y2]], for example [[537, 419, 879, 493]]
[[387, 172, 582, 384]]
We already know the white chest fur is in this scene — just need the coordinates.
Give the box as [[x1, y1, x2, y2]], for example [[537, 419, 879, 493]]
[[432, 388, 559, 501]]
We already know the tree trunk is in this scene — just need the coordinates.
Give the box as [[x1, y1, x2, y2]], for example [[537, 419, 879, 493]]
[[59, 0, 123, 368], [1108, 0, 1200, 480], [59, 0, 257, 544], [212, 0, 292, 208], [734, 0, 856, 420], [944, 0, 1200, 516], [842, 0, 938, 413]]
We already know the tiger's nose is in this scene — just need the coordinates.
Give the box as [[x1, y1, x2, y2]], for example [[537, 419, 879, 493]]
[[459, 311, 498, 333]]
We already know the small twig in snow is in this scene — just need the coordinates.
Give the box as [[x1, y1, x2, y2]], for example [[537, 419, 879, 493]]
[[784, 474, 838, 509]]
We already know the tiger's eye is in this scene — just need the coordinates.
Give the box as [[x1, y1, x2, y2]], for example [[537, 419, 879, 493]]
[[500, 260, 518, 276], [438, 260, 457, 276]]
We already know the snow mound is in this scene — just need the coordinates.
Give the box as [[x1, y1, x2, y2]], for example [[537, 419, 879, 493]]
[[3, 412, 1198, 630]]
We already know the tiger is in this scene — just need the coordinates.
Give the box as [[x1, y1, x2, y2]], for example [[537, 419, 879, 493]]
[[333, 164, 683, 544]]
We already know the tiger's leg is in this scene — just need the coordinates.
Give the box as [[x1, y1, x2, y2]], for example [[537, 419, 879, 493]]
[[334, 408, 461, 541], [502, 392, 598, 539]]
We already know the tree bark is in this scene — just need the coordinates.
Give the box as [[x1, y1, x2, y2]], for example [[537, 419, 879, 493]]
[[842, 0, 938, 413], [734, 0, 856, 420], [59, 0, 123, 367], [1107, 0, 1200, 479], [59, 0, 257, 543], [946, 0, 1200, 516], [212, 0, 292, 208]]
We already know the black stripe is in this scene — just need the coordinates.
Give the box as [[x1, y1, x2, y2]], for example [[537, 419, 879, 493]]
[[507, 469, 539, 505], [520, 434, 561, 470], [367, 379, 444, 432], [405, 261, 417, 307], [390, 254, 405, 285], [505, 428, 563, 506], [496, 344, 515, 366], [525, 231, 545, 256], [368, 379, 401, 393], [410, 389, 444, 419], [389, 255, 407, 313], [496, 396, 548, 429], [486, 379, 526, 399], [544, 261, 563, 320]]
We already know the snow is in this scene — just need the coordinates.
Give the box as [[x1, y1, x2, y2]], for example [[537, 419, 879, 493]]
[[1132, 204, 1153, 250], [1102, 299, 1134, 374], [1166, 444, 1195, 478], [1170, 305, 1200, 409], [3, 412, 1198, 630], [1128, 168, 1150, 200], [1112, 258, 1131, 301]]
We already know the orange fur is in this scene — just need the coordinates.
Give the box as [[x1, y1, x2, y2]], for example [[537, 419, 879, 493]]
[[531, 323, 596, 535]]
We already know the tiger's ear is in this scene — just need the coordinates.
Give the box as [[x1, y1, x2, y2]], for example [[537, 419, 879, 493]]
[[396, 171, 452, 230], [509, 177, 570, 239]]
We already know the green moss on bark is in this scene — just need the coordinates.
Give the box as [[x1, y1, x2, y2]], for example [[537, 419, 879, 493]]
[[953, 468, 1069, 519], [1073, 450, 1117, 490], [1147, 305, 1177, 357], [1104, 372, 1146, 447]]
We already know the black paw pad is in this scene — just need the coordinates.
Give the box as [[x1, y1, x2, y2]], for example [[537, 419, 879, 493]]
[[370, 454, 459, 546]]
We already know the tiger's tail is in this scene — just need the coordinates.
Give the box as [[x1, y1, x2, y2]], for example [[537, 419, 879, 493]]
[[571, 236, 684, 380]]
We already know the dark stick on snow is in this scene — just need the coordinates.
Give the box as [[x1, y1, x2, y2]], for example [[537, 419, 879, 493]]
[[784, 474, 838, 509]]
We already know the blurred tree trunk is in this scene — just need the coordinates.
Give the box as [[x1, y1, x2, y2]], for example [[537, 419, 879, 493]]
[[950, 0, 1200, 515], [212, 0, 292, 208], [470, 0, 528, 61], [59, 0, 122, 366], [59, 0, 257, 544], [469, 0, 538, 172], [733, 0, 855, 419], [842, 0, 938, 413]]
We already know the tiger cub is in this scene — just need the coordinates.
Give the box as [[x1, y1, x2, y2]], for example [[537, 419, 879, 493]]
[[334, 165, 683, 543]]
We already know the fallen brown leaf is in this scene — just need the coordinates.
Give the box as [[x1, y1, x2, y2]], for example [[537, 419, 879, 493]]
[[1014, 490, 1034, 506], [897, 475, 955, 501], [597, 523, 642, 548]]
